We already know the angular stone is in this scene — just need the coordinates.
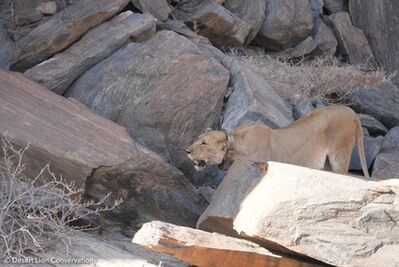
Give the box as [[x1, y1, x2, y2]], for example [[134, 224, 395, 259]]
[[331, 12, 376, 68], [11, 0, 130, 71], [198, 159, 399, 266], [221, 57, 294, 129], [287, 36, 318, 58], [350, 135, 383, 171], [66, 31, 229, 185], [382, 127, 399, 151], [133, 221, 320, 267], [32, 231, 188, 267], [349, 0, 399, 72], [24, 12, 156, 95], [175, 0, 251, 47], [357, 113, 388, 136], [0, 26, 14, 70], [12, 0, 43, 26], [0, 70, 205, 228], [323, 0, 346, 13], [349, 82, 399, 129], [132, 0, 172, 21], [311, 18, 337, 56], [253, 0, 313, 51], [223, 0, 266, 44], [158, 19, 211, 44], [373, 149, 399, 179]]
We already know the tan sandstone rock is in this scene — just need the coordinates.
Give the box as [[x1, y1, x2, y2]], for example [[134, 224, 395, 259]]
[[198, 159, 399, 266], [133, 221, 321, 267]]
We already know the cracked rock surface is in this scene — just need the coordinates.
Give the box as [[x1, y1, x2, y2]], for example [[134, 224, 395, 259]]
[[198, 159, 399, 266]]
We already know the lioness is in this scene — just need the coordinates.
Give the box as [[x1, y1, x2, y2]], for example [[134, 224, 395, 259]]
[[186, 105, 370, 177]]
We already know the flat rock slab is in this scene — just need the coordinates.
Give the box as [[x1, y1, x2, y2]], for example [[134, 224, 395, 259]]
[[372, 149, 399, 179], [0, 70, 205, 228], [133, 221, 321, 267], [24, 11, 156, 95], [30, 231, 188, 267], [349, 0, 399, 72], [349, 82, 399, 129], [221, 57, 294, 129], [11, 0, 130, 71], [132, 0, 172, 21], [198, 159, 399, 266], [175, 0, 251, 47], [253, 0, 313, 51], [331, 12, 376, 69], [66, 30, 229, 185]]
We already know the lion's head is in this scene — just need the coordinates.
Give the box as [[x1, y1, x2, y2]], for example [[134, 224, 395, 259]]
[[186, 130, 228, 171]]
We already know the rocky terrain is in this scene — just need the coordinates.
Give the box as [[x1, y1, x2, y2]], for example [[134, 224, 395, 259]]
[[0, 0, 398, 266]]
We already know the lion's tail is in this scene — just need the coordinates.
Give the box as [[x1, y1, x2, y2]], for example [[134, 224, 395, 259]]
[[356, 118, 370, 178]]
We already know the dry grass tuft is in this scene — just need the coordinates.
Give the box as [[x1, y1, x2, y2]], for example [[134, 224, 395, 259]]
[[0, 135, 121, 259], [230, 53, 391, 105]]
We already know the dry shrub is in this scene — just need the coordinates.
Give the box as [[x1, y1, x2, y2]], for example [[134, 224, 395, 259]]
[[0, 135, 121, 259], [230, 53, 391, 105]]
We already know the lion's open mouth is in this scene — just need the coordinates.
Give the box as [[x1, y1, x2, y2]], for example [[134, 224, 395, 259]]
[[193, 160, 206, 171]]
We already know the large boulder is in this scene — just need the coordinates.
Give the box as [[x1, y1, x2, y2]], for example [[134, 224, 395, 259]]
[[11, 0, 130, 71], [253, 0, 313, 52], [174, 0, 251, 47], [221, 57, 294, 129], [372, 149, 399, 179], [66, 30, 229, 185], [24, 12, 156, 95], [0, 69, 205, 228], [349, 82, 399, 129], [198, 159, 399, 266], [132, 0, 172, 21], [223, 0, 266, 44], [32, 231, 188, 267], [331, 12, 376, 68], [349, 0, 399, 73], [0, 25, 13, 70], [133, 221, 319, 267]]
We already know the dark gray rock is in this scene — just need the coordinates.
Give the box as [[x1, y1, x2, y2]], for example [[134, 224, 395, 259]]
[[132, 0, 172, 21], [372, 148, 399, 179], [175, 0, 251, 47], [223, 0, 266, 44], [11, 0, 130, 71], [24, 12, 156, 95], [0, 26, 14, 70], [350, 136, 383, 171], [221, 57, 294, 129], [349, 82, 399, 129], [12, 0, 43, 26], [358, 113, 388, 136], [382, 127, 399, 151], [331, 12, 376, 69], [309, 0, 322, 20], [311, 18, 337, 56], [0, 69, 205, 229], [349, 0, 399, 73], [66, 31, 230, 185], [323, 0, 346, 13], [253, 0, 313, 52]]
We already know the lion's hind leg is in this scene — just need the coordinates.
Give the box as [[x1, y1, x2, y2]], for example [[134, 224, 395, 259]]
[[327, 145, 353, 174]]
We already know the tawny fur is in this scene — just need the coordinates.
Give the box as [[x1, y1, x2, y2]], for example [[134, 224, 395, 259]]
[[186, 105, 370, 177]]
